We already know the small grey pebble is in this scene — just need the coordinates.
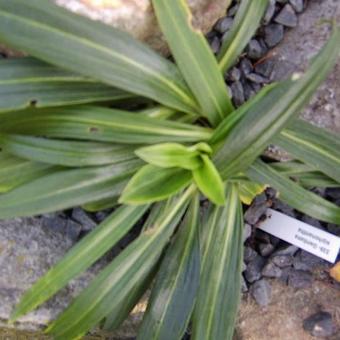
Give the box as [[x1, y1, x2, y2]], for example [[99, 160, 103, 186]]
[[264, 24, 284, 47], [278, 267, 292, 284], [274, 4, 298, 27], [243, 223, 252, 242], [255, 229, 271, 243], [272, 200, 295, 217], [241, 275, 248, 293], [65, 220, 82, 241], [289, 0, 304, 13], [244, 246, 259, 263], [247, 39, 265, 59], [214, 16, 233, 34], [259, 243, 275, 257], [272, 255, 294, 268], [244, 201, 268, 225], [264, 0, 276, 25], [254, 59, 276, 78], [240, 58, 253, 75], [242, 81, 256, 100], [273, 244, 299, 256], [227, 4, 239, 17], [251, 82, 262, 93], [288, 269, 313, 289], [227, 67, 241, 82], [303, 312, 336, 337], [293, 250, 327, 272], [230, 81, 245, 106], [42, 215, 67, 234], [244, 255, 266, 283], [327, 223, 340, 237], [250, 279, 272, 306], [209, 36, 221, 54], [72, 208, 97, 231], [325, 188, 340, 200], [246, 73, 268, 84], [262, 262, 282, 278]]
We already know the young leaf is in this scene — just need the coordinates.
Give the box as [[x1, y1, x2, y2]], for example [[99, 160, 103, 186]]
[[248, 159, 340, 224], [120, 165, 192, 205], [0, 134, 137, 167], [218, 0, 269, 73], [46, 187, 195, 339], [0, 57, 135, 113], [239, 181, 267, 205], [274, 119, 340, 183], [152, 0, 234, 125], [0, 159, 142, 218], [138, 194, 200, 340], [135, 142, 211, 170], [193, 155, 225, 205], [10, 204, 149, 321], [192, 184, 243, 340], [213, 28, 340, 179], [0, 106, 212, 144]]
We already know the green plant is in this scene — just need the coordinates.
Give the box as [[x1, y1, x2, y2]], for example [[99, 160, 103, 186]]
[[0, 0, 339, 339]]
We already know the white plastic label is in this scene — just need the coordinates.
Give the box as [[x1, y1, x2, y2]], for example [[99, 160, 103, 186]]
[[258, 209, 340, 263]]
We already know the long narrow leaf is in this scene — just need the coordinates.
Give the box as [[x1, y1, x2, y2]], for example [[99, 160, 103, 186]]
[[0, 0, 199, 114], [0, 159, 142, 218], [47, 187, 195, 339], [0, 106, 212, 144], [192, 184, 243, 340], [11, 204, 149, 321], [0, 152, 57, 193], [0, 57, 135, 112], [274, 119, 340, 183], [247, 159, 340, 224], [213, 28, 340, 179], [152, 0, 233, 125], [138, 194, 200, 340], [218, 0, 269, 73], [0, 134, 137, 167]]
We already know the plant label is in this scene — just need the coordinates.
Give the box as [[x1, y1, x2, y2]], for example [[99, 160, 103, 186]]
[[258, 209, 340, 263]]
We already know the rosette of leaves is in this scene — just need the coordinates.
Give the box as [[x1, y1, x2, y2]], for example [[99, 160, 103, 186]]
[[0, 0, 339, 339]]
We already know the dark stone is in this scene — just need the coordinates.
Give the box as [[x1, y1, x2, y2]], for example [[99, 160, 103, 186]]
[[250, 279, 272, 306], [244, 194, 269, 225], [246, 73, 268, 84], [241, 276, 248, 293], [271, 255, 294, 267], [251, 82, 262, 94], [303, 312, 336, 337], [278, 267, 292, 284], [247, 39, 265, 59], [72, 208, 97, 232], [288, 269, 313, 288], [272, 200, 295, 217], [293, 250, 327, 272], [244, 255, 266, 283], [325, 187, 340, 200], [259, 243, 275, 257], [262, 262, 282, 278], [243, 223, 252, 242], [255, 229, 271, 243], [231, 81, 245, 106], [65, 220, 82, 241], [327, 223, 340, 237], [41, 215, 67, 234], [264, 0, 276, 25], [273, 244, 299, 256], [254, 59, 276, 78], [242, 80, 256, 100], [264, 24, 284, 47], [95, 210, 112, 223], [209, 36, 221, 54], [227, 4, 239, 17], [240, 58, 253, 75], [244, 246, 259, 263], [214, 16, 233, 34], [227, 67, 241, 82], [289, 0, 304, 13], [274, 4, 298, 28]]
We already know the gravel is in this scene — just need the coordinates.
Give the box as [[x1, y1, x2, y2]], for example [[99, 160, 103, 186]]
[[264, 23, 285, 47], [244, 255, 266, 283], [275, 4, 298, 27], [262, 262, 283, 278], [288, 269, 313, 289], [250, 279, 272, 306], [271, 255, 294, 268], [303, 311, 336, 337]]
